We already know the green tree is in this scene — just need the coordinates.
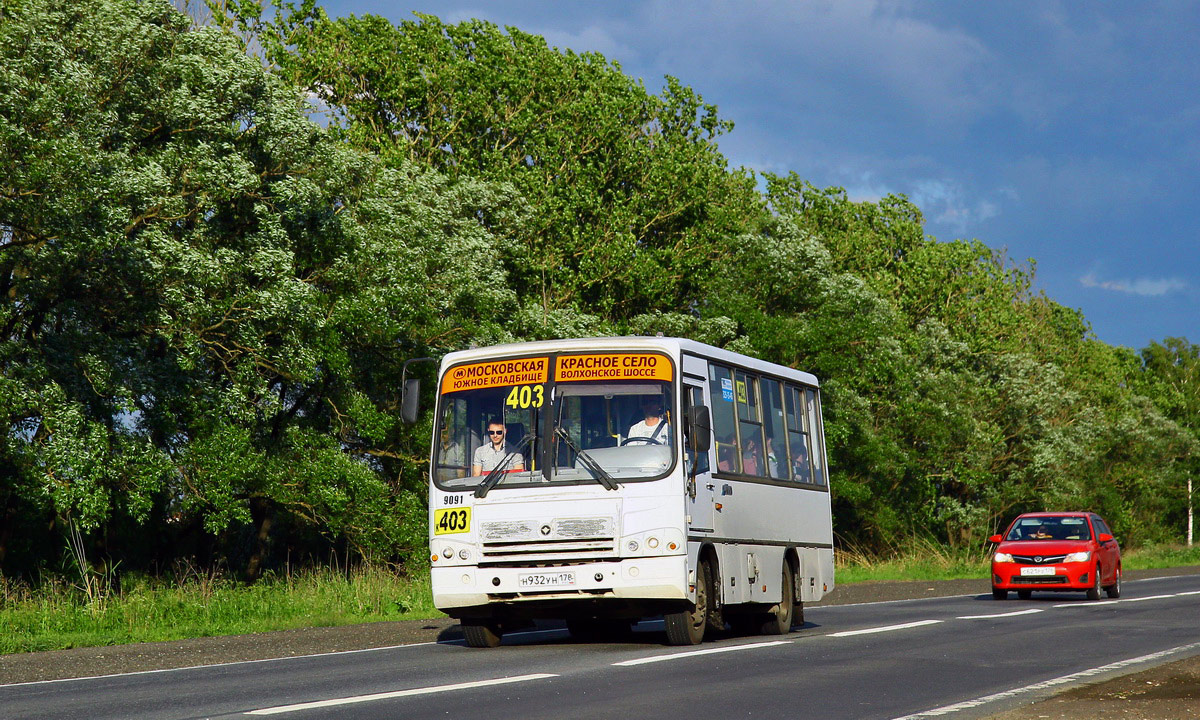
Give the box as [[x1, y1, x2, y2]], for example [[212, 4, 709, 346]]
[[226, 3, 764, 323], [0, 0, 517, 575]]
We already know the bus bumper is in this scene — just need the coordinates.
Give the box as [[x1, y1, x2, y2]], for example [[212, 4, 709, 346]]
[[432, 554, 688, 611]]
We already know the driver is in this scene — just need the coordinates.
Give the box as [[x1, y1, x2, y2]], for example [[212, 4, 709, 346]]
[[627, 398, 670, 444], [472, 419, 525, 475]]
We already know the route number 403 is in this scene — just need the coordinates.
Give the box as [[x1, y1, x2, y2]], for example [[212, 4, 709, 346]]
[[505, 384, 544, 409], [434, 507, 471, 535]]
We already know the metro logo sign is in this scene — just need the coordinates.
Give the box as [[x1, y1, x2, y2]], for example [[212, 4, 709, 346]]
[[441, 357, 549, 393], [556, 353, 672, 382]]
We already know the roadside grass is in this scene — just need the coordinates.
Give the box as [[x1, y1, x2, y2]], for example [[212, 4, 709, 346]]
[[4, 542, 1198, 656], [0, 565, 440, 655], [834, 536, 989, 584], [1121, 542, 1200, 571], [835, 539, 1200, 584]]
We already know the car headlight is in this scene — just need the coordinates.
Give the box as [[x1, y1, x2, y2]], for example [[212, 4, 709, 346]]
[[1064, 551, 1091, 563], [993, 552, 1014, 563]]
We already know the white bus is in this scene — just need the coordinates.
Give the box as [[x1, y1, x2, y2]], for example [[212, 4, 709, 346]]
[[425, 336, 834, 647]]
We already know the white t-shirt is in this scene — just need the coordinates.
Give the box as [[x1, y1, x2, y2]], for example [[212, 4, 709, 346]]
[[627, 418, 670, 443]]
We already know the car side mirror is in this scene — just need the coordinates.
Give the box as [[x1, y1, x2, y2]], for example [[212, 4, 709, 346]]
[[988, 534, 1002, 544], [686, 404, 712, 453], [1098, 533, 1113, 543]]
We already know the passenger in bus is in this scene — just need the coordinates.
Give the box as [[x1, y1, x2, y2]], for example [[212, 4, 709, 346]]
[[471, 419, 525, 475], [627, 398, 670, 444], [717, 439, 736, 472], [437, 426, 466, 478], [741, 438, 762, 476], [765, 437, 786, 479], [792, 443, 810, 481]]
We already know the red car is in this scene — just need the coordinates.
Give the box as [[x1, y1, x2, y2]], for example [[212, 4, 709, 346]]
[[989, 512, 1121, 600]]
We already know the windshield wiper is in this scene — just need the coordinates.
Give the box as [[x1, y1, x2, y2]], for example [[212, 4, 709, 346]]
[[474, 433, 533, 499], [555, 427, 618, 491]]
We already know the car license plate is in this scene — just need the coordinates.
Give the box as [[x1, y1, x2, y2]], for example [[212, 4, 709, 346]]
[[1020, 566, 1056, 576], [518, 571, 576, 588]]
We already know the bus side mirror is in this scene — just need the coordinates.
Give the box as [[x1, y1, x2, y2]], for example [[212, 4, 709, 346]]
[[687, 404, 712, 453], [400, 356, 434, 425], [401, 378, 421, 425]]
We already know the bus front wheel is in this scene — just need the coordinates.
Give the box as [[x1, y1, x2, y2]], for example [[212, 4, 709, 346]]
[[665, 560, 711, 645], [462, 620, 503, 648]]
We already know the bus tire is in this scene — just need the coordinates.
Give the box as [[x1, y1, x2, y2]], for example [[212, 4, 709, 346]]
[[665, 560, 710, 645], [462, 620, 503, 648], [761, 562, 795, 635]]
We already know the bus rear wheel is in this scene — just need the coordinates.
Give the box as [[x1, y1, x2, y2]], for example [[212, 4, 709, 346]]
[[462, 620, 503, 648], [665, 560, 711, 645], [761, 562, 795, 635]]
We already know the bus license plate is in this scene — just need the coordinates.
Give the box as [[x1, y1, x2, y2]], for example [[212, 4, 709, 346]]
[[1020, 566, 1055, 576], [518, 572, 576, 588]]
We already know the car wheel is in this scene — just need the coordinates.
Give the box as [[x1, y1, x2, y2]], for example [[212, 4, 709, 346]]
[[1105, 567, 1121, 599], [1086, 565, 1102, 601], [992, 587, 1007, 600], [1017, 589, 1032, 600], [665, 559, 710, 645], [462, 620, 503, 648]]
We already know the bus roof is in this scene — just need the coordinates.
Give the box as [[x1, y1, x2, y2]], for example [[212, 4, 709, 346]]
[[438, 336, 820, 387]]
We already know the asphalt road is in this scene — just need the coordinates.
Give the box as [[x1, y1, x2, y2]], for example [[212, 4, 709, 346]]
[[3, 573, 1199, 720]]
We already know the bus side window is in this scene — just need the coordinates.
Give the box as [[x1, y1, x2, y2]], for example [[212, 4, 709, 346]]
[[708, 363, 740, 474], [684, 386, 710, 475], [805, 388, 826, 486], [785, 385, 812, 484]]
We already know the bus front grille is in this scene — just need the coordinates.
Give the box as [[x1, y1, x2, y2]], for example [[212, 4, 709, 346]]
[[480, 538, 615, 565]]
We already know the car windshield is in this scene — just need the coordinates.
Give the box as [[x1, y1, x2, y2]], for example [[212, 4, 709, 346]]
[[433, 353, 676, 491], [1005, 516, 1092, 541]]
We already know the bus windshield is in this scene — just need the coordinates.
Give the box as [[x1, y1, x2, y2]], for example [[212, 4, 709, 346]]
[[433, 354, 675, 491]]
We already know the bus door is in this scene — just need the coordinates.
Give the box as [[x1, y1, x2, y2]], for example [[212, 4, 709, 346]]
[[684, 382, 715, 533]]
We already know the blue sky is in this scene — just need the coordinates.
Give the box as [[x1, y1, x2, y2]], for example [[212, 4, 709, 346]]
[[318, 1, 1200, 351]]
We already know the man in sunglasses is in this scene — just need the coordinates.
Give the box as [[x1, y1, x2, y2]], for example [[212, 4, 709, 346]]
[[472, 418, 526, 476]]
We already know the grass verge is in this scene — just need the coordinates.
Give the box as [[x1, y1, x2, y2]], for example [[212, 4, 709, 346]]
[[835, 540, 1200, 584], [4, 542, 1198, 655], [0, 565, 441, 655]]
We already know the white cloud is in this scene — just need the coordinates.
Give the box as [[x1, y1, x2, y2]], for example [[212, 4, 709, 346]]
[[1080, 272, 1186, 297]]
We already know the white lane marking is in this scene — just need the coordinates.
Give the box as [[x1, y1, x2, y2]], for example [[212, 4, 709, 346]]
[[957, 608, 1043, 620], [245, 673, 558, 715], [0, 641, 438, 689], [1177, 590, 1200, 596], [612, 640, 790, 667], [886, 641, 1200, 719], [827, 620, 942, 637], [1052, 601, 1104, 608], [1115, 594, 1177, 603]]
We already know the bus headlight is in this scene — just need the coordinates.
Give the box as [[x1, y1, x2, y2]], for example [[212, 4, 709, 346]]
[[622, 529, 685, 557]]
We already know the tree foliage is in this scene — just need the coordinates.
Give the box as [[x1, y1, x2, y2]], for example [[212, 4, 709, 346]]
[[1, 0, 1195, 582]]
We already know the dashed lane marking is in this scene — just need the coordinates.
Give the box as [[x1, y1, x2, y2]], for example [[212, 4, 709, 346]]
[[827, 619, 943, 637], [886, 641, 1200, 719], [956, 608, 1043, 620], [245, 673, 559, 715], [612, 640, 790, 667]]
